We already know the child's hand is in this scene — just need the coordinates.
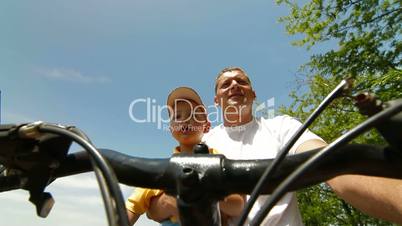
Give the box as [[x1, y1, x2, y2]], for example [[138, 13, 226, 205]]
[[147, 193, 178, 222], [159, 193, 178, 215]]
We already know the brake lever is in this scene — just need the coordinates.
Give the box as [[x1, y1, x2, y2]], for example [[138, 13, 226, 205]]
[[355, 94, 402, 152], [0, 122, 73, 218]]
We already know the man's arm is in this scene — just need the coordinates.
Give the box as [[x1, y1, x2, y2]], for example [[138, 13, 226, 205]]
[[296, 139, 402, 224]]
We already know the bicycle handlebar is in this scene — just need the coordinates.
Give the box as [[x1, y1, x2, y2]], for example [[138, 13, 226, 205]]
[[0, 97, 401, 226], [1, 139, 402, 225], [52, 144, 402, 195], [4, 140, 400, 196]]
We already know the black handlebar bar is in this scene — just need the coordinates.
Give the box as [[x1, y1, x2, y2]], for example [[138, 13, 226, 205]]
[[53, 144, 402, 195], [1, 141, 402, 225], [1, 134, 402, 225]]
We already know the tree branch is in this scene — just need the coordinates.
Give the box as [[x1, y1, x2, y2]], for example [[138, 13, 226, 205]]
[[331, 7, 402, 35], [328, 0, 365, 11]]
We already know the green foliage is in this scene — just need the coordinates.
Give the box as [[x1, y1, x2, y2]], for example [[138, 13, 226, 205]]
[[297, 184, 397, 226], [276, 0, 401, 225], [280, 70, 401, 144], [277, 0, 401, 77], [279, 71, 401, 225]]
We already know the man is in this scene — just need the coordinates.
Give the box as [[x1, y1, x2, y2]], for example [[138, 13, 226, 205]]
[[148, 67, 402, 225]]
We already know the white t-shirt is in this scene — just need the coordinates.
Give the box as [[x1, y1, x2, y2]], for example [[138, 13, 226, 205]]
[[202, 115, 323, 226]]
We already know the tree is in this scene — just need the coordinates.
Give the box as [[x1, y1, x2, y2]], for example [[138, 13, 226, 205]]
[[276, 0, 401, 225], [276, 0, 401, 77]]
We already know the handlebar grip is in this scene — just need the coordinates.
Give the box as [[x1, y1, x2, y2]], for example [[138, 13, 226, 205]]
[[54, 149, 171, 188]]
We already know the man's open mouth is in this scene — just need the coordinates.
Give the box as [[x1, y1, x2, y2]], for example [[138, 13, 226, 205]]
[[229, 93, 244, 98]]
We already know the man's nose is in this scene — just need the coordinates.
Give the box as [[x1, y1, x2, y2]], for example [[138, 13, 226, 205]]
[[229, 80, 240, 90]]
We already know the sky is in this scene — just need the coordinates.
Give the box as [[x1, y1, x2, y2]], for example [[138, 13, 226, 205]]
[[0, 0, 328, 225]]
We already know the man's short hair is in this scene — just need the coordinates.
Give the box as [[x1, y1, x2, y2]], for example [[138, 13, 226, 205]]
[[214, 67, 252, 93]]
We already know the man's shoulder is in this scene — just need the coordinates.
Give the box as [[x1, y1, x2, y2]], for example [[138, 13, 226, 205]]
[[257, 114, 285, 125], [260, 114, 299, 127], [260, 114, 294, 122]]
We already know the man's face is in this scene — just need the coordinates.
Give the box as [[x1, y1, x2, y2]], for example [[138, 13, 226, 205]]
[[214, 70, 256, 109]]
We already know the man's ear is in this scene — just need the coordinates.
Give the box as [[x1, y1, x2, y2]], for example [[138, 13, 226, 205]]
[[252, 90, 256, 100], [203, 121, 211, 133]]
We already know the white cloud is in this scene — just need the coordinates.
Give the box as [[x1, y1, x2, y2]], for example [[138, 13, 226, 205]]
[[38, 67, 110, 84], [0, 190, 30, 203], [51, 173, 100, 190], [51, 173, 135, 195], [0, 173, 158, 226]]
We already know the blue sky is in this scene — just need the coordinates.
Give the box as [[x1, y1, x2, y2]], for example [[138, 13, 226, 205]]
[[0, 0, 329, 225]]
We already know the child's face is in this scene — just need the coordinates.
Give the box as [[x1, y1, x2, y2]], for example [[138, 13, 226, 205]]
[[169, 100, 209, 146]]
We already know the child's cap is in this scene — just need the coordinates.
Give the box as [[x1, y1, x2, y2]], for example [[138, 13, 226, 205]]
[[167, 87, 204, 109]]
